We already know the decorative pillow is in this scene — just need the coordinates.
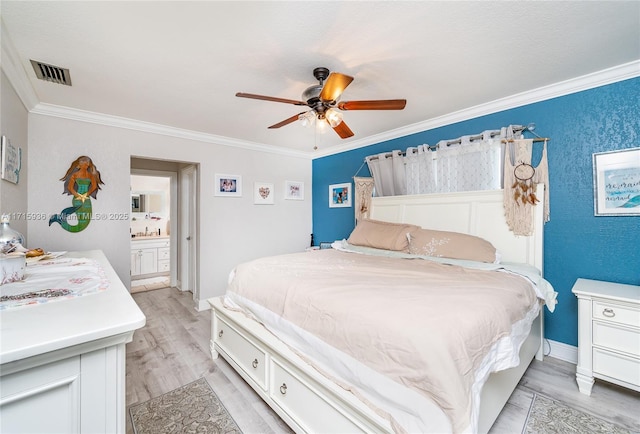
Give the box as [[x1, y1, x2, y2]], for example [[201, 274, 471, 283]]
[[347, 219, 419, 252], [407, 228, 498, 263]]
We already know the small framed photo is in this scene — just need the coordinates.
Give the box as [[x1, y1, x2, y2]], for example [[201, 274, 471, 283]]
[[285, 181, 304, 200], [254, 182, 274, 205], [215, 174, 242, 197], [593, 147, 640, 216], [1, 135, 21, 184], [329, 182, 352, 208]]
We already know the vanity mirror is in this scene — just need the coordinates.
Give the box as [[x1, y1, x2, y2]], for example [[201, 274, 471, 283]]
[[131, 193, 162, 213]]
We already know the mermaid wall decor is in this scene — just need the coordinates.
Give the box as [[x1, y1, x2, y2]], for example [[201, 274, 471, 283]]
[[49, 156, 105, 233]]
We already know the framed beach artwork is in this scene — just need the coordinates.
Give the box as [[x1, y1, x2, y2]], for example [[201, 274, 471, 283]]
[[284, 181, 304, 200], [329, 182, 352, 208], [593, 147, 640, 216], [215, 174, 242, 197], [1, 136, 21, 184], [254, 182, 274, 205]]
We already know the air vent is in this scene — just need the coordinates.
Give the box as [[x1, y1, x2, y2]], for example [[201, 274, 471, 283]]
[[30, 60, 72, 86]]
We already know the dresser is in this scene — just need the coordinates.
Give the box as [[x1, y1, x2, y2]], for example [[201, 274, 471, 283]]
[[0, 250, 146, 433], [572, 278, 640, 395]]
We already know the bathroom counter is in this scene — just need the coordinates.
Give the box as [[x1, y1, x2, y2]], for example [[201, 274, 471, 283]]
[[131, 235, 170, 241]]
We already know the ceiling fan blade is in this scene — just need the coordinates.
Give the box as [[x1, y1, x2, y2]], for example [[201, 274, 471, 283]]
[[337, 99, 407, 111], [268, 112, 307, 129], [319, 73, 354, 102], [236, 92, 307, 106], [332, 119, 354, 139]]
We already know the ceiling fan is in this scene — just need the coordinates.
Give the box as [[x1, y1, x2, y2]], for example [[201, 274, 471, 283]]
[[236, 67, 406, 139]]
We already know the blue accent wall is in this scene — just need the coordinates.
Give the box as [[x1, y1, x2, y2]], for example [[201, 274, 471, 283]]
[[312, 77, 640, 347]]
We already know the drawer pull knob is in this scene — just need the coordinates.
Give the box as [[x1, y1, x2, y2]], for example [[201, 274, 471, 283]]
[[602, 308, 615, 318], [280, 383, 287, 395], [218, 329, 224, 338], [252, 359, 258, 369]]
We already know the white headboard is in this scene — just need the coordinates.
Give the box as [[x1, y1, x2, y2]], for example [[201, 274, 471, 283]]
[[370, 184, 544, 273]]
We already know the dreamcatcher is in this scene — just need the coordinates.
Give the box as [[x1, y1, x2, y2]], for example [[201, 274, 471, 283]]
[[512, 162, 540, 205]]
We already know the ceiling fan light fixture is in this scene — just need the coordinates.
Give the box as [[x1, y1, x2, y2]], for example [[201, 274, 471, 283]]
[[298, 111, 316, 127], [316, 118, 329, 133], [325, 108, 343, 127], [235, 66, 405, 140]]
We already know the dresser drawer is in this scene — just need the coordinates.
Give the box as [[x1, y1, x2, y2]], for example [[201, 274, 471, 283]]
[[215, 317, 267, 391], [270, 357, 364, 433], [593, 321, 640, 356], [593, 348, 640, 388], [593, 300, 640, 328]]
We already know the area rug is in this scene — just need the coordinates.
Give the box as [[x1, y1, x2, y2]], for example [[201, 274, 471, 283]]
[[524, 393, 632, 434], [129, 378, 242, 434]]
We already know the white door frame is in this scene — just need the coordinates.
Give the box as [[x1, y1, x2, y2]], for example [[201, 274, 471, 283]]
[[179, 165, 198, 301]]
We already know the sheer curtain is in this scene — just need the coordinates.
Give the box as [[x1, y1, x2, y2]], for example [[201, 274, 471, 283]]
[[369, 130, 504, 197], [366, 150, 406, 197], [435, 132, 503, 193], [405, 145, 437, 195]]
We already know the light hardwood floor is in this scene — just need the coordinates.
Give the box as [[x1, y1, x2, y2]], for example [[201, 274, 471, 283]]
[[126, 287, 640, 433]]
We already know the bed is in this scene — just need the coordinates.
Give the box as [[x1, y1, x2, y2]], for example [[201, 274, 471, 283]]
[[208, 185, 556, 433]]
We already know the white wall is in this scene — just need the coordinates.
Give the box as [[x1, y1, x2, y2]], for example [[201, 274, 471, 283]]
[[0, 70, 29, 239], [26, 113, 312, 302]]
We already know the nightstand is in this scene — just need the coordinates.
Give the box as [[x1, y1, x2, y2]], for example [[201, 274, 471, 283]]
[[572, 278, 640, 395]]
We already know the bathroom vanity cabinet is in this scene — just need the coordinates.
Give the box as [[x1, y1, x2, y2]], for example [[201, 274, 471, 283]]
[[130, 237, 170, 277]]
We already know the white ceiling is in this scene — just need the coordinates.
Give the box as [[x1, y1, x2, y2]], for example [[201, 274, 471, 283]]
[[2, 1, 639, 157]]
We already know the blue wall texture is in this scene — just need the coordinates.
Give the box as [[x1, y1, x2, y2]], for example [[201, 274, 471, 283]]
[[312, 77, 640, 347]]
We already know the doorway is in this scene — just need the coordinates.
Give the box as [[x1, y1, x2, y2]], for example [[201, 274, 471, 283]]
[[130, 157, 199, 299], [130, 170, 177, 293]]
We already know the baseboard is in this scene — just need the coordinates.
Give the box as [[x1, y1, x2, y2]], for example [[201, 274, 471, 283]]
[[196, 299, 210, 312], [546, 339, 578, 364]]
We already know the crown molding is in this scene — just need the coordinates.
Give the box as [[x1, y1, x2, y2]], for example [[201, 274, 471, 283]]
[[30, 103, 311, 159], [312, 60, 640, 158], [0, 19, 39, 111]]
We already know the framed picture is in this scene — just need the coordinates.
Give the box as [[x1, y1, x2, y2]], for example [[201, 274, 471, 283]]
[[593, 147, 640, 216], [254, 182, 274, 205], [329, 182, 352, 208], [284, 180, 304, 200], [1, 136, 21, 184], [215, 174, 242, 197]]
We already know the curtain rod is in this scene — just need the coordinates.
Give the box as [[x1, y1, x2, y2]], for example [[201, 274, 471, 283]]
[[502, 137, 550, 143]]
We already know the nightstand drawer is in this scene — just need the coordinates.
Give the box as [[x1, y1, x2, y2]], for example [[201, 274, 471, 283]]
[[593, 348, 640, 387], [593, 300, 640, 328], [573, 278, 640, 395], [593, 321, 640, 356]]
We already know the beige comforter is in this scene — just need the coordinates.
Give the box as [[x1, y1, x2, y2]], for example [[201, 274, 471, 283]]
[[227, 249, 540, 432]]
